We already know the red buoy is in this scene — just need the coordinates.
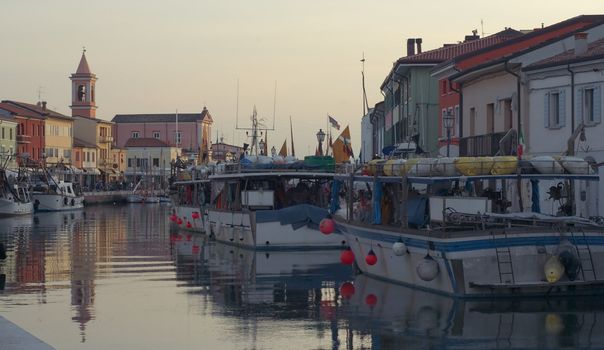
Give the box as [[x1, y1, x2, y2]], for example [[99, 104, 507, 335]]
[[176, 218, 183, 225], [191, 212, 200, 219], [365, 249, 377, 266], [340, 247, 355, 265], [365, 294, 377, 306], [169, 214, 177, 222], [340, 282, 355, 299], [192, 245, 200, 254], [319, 218, 335, 235], [186, 222, 192, 229]]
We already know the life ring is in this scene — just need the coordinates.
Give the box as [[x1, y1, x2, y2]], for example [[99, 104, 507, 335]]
[[71, 198, 75, 206], [63, 197, 68, 206]]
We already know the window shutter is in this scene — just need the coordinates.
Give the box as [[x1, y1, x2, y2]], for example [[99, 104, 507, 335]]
[[594, 85, 602, 124], [559, 89, 566, 127], [544, 92, 550, 128], [576, 88, 584, 123]]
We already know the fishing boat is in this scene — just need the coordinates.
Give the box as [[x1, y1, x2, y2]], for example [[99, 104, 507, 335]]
[[332, 154, 604, 297], [0, 169, 33, 216], [169, 166, 211, 234], [30, 167, 84, 212], [204, 158, 346, 250], [127, 179, 160, 203]]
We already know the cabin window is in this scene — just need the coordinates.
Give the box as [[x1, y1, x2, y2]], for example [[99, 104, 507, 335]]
[[545, 90, 565, 129]]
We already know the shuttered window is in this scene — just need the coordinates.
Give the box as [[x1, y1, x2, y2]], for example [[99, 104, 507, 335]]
[[544, 90, 565, 128]]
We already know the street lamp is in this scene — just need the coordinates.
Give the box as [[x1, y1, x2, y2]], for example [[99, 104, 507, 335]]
[[316, 129, 326, 156], [443, 111, 454, 157], [259, 139, 266, 155]]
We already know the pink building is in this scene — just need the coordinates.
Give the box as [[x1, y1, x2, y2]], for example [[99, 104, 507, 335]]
[[112, 108, 213, 162]]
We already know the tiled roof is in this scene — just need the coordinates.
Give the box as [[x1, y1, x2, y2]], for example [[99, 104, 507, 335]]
[[396, 28, 523, 65], [124, 137, 171, 148], [0, 100, 72, 120], [73, 137, 97, 149], [113, 107, 212, 123], [525, 37, 604, 70]]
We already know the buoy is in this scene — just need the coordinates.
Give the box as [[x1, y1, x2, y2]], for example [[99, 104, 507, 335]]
[[186, 221, 192, 229], [340, 247, 355, 265], [416, 254, 440, 281], [319, 218, 335, 235], [392, 239, 406, 256], [365, 249, 377, 266], [169, 214, 177, 222], [176, 218, 183, 225], [191, 212, 201, 219], [186, 234, 192, 241], [544, 255, 564, 283], [339, 282, 355, 299], [365, 294, 377, 306]]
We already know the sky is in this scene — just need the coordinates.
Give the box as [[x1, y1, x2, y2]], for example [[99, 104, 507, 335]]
[[1, 1, 603, 157]]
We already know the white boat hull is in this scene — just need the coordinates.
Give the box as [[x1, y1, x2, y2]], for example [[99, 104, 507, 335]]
[[33, 194, 84, 211], [0, 199, 33, 216], [338, 219, 604, 297], [208, 206, 346, 250]]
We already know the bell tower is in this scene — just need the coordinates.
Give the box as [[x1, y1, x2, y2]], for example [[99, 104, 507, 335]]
[[70, 48, 97, 118]]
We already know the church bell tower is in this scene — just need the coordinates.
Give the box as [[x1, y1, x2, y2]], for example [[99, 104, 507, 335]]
[[70, 49, 97, 118]]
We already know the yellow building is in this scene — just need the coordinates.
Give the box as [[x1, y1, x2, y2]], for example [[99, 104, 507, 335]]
[[73, 116, 115, 180], [45, 113, 74, 165], [110, 146, 127, 178]]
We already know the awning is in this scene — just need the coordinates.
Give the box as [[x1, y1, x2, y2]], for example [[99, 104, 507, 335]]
[[83, 168, 101, 175]]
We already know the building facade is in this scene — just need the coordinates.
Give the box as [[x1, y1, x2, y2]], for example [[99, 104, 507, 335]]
[[112, 108, 213, 163], [123, 138, 179, 187], [0, 116, 18, 168]]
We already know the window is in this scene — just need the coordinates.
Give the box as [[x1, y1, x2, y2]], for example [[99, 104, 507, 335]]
[[469, 107, 476, 136], [486, 103, 494, 134], [92, 152, 95, 162], [545, 90, 565, 128], [78, 85, 86, 101], [581, 87, 601, 124], [152, 131, 160, 139], [75, 151, 80, 162], [175, 131, 182, 145], [131, 131, 140, 138], [153, 158, 160, 167], [1, 127, 4, 139], [64, 150, 71, 159], [128, 158, 133, 167], [9, 128, 13, 140]]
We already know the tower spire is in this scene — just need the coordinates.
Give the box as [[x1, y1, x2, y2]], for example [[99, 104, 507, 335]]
[[70, 49, 97, 118]]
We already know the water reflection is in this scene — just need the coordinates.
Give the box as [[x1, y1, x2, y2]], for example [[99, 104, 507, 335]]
[[1, 205, 604, 349], [340, 274, 604, 349]]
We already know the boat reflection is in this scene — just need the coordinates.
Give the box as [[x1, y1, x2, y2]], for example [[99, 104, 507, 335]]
[[340, 274, 604, 349], [172, 235, 352, 310]]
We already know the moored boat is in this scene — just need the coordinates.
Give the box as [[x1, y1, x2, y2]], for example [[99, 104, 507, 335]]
[[0, 169, 33, 216], [334, 156, 604, 297]]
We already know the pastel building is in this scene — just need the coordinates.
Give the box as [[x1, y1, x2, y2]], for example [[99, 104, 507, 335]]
[[0, 116, 18, 168], [112, 109, 213, 163], [123, 138, 179, 186]]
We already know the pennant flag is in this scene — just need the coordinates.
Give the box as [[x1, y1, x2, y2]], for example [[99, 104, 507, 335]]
[[328, 115, 341, 130], [332, 125, 353, 163], [279, 139, 288, 157]]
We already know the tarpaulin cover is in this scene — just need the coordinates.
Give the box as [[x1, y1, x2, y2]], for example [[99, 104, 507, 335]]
[[408, 197, 428, 227], [256, 204, 331, 231]]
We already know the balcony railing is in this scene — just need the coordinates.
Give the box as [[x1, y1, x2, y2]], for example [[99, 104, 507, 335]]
[[16, 134, 31, 144], [99, 135, 114, 143], [459, 132, 511, 157]]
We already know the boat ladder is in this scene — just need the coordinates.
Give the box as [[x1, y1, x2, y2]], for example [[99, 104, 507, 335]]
[[493, 231, 515, 284], [573, 229, 597, 281]]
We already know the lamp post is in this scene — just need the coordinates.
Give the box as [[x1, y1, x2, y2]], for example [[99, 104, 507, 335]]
[[316, 129, 326, 156], [259, 139, 266, 156], [443, 111, 454, 157]]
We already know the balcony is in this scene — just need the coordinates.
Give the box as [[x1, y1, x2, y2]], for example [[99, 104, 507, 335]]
[[459, 131, 514, 157], [16, 134, 31, 144], [99, 135, 114, 143]]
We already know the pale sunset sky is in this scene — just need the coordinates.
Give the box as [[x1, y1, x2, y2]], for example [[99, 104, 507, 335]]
[[1, 1, 602, 156]]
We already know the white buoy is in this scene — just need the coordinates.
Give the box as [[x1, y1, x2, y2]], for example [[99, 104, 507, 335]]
[[417, 255, 440, 281], [392, 241, 407, 256]]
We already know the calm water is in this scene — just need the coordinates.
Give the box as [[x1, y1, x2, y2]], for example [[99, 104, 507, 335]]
[[1, 205, 604, 349]]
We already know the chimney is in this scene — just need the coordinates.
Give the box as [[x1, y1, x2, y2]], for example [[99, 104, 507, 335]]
[[574, 32, 588, 56], [407, 38, 415, 56], [416, 38, 423, 54], [42, 101, 47, 110]]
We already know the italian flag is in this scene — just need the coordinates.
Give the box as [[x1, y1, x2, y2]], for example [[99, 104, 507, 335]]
[[517, 129, 525, 159]]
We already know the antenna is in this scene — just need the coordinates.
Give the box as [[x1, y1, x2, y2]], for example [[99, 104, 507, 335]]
[[235, 79, 240, 128], [361, 53, 369, 116], [36, 86, 44, 102], [481, 19, 485, 37]]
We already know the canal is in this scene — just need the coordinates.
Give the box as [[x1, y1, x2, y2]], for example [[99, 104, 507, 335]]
[[1, 205, 604, 349]]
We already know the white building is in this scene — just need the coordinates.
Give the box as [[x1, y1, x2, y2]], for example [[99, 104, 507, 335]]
[[525, 34, 604, 216]]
